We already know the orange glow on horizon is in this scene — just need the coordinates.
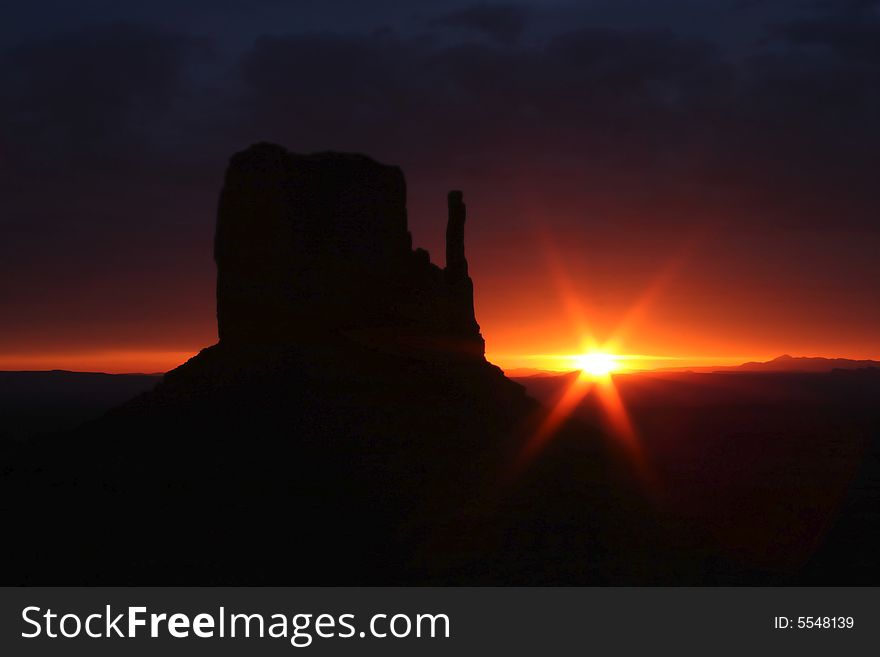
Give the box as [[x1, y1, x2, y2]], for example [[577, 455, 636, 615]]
[[0, 350, 199, 374], [573, 351, 619, 376], [489, 351, 764, 374], [3, 220, 879, 375]]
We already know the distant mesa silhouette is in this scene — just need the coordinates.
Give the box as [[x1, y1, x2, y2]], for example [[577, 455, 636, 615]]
[[735, 355, 880, 373], [214, 142, 483, 359], [651, 354, 880, 374]]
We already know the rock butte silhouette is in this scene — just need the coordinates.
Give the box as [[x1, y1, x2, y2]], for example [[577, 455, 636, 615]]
[[214, 143, 483, 358], [18, 143, 878, 585], [5, 143, 661, 584], [145, 143, 528, 428]]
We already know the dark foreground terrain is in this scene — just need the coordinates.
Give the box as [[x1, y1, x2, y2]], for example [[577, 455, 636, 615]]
[[515, 368, 880, 583], [0, 371, 159, 441], [2, 344, 659, 585], [3, 366, 877, 585]]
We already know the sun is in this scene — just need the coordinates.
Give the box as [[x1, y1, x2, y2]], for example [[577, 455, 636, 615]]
[[573, 351, 619, 377]]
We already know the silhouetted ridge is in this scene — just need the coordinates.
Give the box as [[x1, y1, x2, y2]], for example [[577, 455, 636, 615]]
[[215, 143, 483, 358]]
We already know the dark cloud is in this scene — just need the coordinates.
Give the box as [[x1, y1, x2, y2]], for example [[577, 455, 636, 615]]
[[809, 0, 879, 12], [236, 27, 723, 160], [226, 7, 880, 245], [4, 6, 880, 230], [1, 24, 198, 170], [5, 8, 880, 234], [769, 7, 880, 60], [429, 4, 529, 44]]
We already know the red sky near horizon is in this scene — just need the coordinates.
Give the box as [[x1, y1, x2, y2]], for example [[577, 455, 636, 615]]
[[3, 186, 878, 375]]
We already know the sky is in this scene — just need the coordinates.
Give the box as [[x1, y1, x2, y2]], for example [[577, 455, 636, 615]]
[[2, 0, 879, 373]]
